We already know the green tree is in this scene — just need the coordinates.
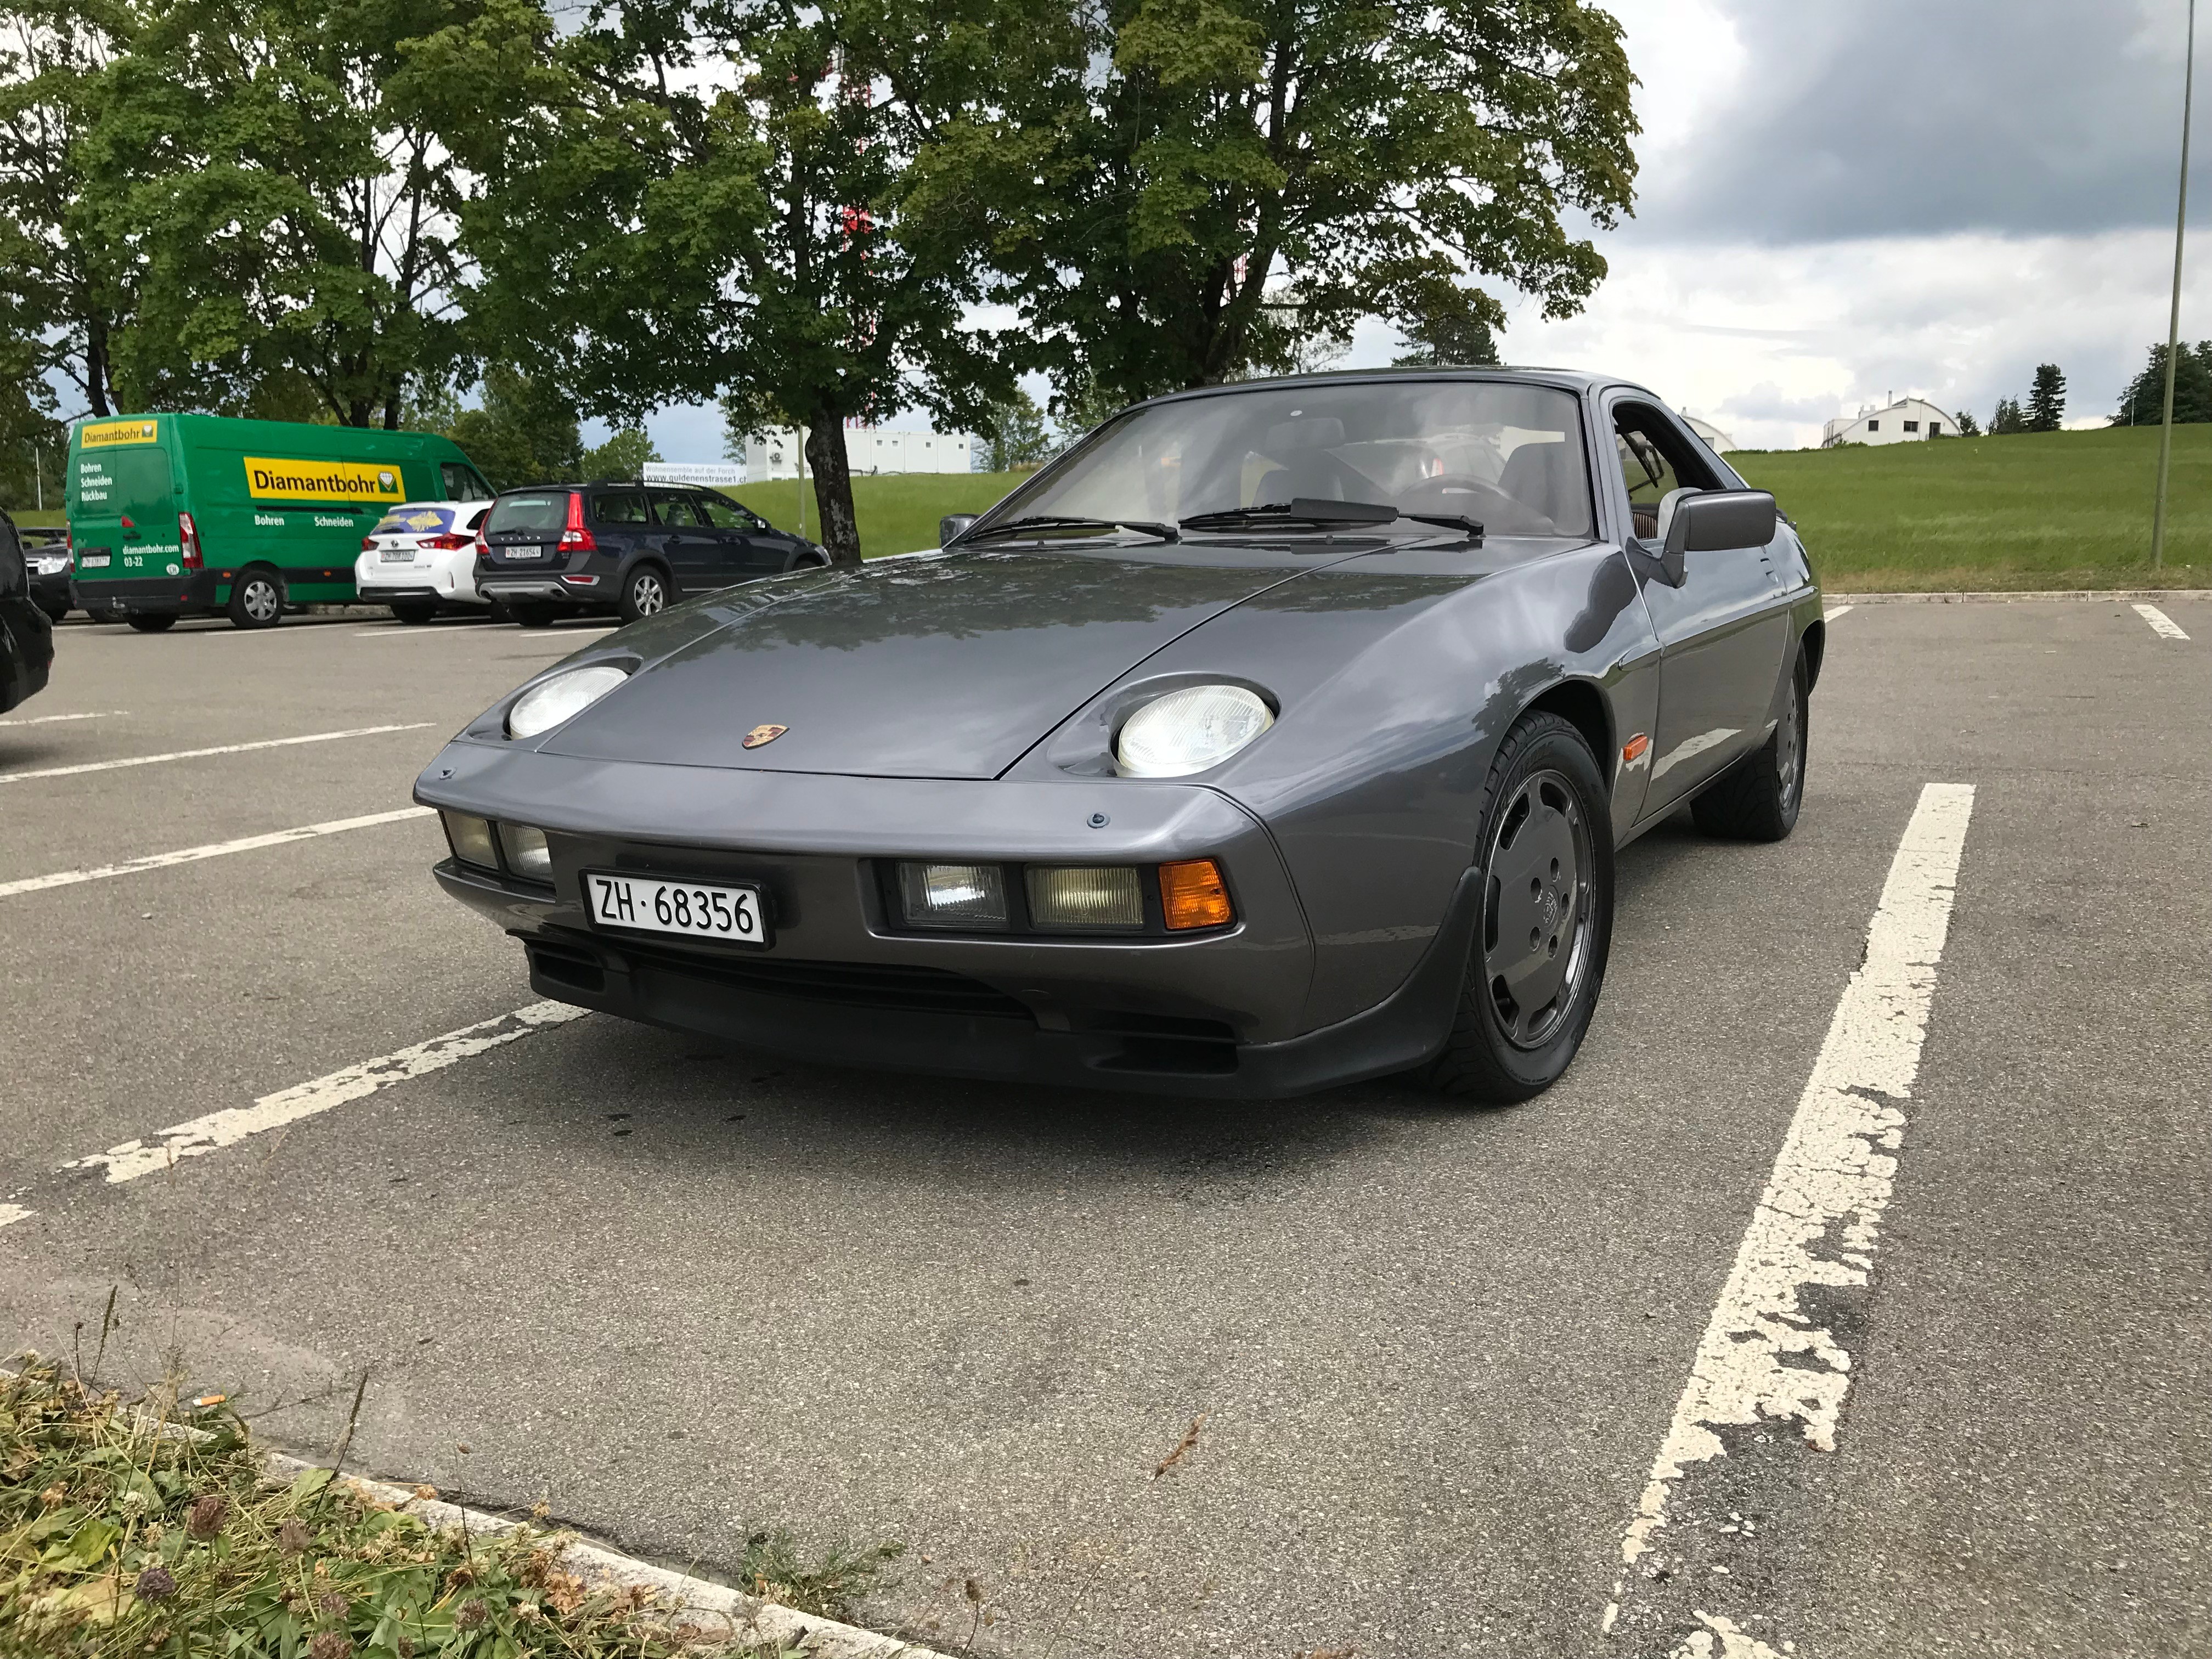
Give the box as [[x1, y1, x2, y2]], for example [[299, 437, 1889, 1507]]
[[0, 335, 66, 509], [444, 364, 582, 490], [2024, 363, 2065, 432], [1950, 408, 1980, 437], [904, 0, 1635, 409], [435, 0, 1027, 565], [981, 389, 1049, 471], [0, 0, 136, 416], [2114, 341, 2212, 426], [1393, 288, 1502, 368], [580, 425, 661, 482], [85, 0, 482, 425], [1990, 397, 2026, 436]]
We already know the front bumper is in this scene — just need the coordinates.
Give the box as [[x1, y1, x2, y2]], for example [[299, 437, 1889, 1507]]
[[415, 742, 1474, 1097]]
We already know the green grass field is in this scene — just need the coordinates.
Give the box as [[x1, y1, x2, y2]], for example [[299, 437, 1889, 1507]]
[[16, 429, 2210, 588], [728, 469, 1032, 558], [1732, 424, 2211, 590]]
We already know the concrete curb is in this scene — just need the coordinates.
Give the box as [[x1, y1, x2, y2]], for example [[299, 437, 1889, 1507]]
[[1830, 588, 2207, 603], [259, 1452, 950, 1658]]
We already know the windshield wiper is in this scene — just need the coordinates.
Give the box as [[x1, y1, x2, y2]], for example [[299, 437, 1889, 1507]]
[[962, 514, 1180, 544], [1181, 496, 1483, 543]]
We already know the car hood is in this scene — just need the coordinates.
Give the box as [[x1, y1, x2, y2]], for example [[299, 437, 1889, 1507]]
[[536, 548, 1321, 779]]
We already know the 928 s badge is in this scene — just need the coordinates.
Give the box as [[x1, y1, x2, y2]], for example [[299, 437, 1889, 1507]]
[[742, 724, 788, 749]]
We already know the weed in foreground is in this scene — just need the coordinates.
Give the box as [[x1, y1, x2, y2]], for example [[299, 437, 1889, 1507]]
[[0, 1358, 874, 1657]]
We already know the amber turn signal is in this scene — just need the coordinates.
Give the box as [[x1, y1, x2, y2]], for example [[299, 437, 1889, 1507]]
[[1159, 858, 1234, 930]]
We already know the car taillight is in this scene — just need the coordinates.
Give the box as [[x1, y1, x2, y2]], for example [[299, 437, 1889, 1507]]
[[178, 511, 202, 570], [558, 492, 596, 551], [362, 535, 378, 551], [424, 532, 472, 550]]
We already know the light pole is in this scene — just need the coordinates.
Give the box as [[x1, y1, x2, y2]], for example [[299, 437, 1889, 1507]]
[[2153, 0, 2198, 569]]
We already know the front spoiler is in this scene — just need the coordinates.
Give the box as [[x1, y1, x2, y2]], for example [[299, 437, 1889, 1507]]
[[435, 858, 1477, 1099]]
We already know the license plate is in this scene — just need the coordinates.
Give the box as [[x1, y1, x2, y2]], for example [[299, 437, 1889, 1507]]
[[379, 547, 414, 562], [503, 546, 545, 561], [586, 873, 769, 945], [81, 554, 110, 568]]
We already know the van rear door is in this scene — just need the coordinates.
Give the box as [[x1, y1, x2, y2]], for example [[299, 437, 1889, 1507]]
[[70, 424, 180, 597]]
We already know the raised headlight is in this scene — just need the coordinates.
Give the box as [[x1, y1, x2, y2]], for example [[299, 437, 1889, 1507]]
[[1114, 684, 1274, 777], [506, 663, 631, 739]]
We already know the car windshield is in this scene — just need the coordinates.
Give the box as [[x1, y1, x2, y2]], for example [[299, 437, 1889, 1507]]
[[371, 506, 454, 537], [487, 493, 572, 534], [992, 380, 1595, 539]]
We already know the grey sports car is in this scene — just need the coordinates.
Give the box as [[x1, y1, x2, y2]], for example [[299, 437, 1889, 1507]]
[[416, 370, 1822, 1100]]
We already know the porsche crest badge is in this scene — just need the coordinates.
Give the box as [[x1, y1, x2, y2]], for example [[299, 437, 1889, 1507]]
[[742, 724, 788, 749]]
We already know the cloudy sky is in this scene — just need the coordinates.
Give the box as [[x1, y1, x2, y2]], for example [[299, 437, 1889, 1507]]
[[641, 0, 2209, 458]]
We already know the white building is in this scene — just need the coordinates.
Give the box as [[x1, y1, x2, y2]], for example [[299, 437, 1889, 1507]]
[[1683, 414, 1740, 453], [1822, 397, 1954, 447], [734, 425, 972, 482]]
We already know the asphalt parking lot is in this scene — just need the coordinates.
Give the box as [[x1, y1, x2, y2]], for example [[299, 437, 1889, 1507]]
[[2, 595, 2207, 1658]]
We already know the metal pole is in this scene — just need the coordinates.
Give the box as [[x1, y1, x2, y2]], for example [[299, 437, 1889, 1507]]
[[796, 422, 808, 540], [2154, 0, 2197, 568]]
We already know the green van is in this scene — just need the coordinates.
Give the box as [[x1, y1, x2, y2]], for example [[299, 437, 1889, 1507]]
[[67, 414, 493, 630]]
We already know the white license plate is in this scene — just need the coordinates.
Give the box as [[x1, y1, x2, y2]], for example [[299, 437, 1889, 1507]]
[[379, 546, 414, 562], [504, 546, 545, 561], [80, 553, 110, 568], [586, 873, 769, 945]]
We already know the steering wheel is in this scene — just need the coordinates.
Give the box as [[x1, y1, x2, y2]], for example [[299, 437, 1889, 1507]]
[[1401, 473, 1521, 511]]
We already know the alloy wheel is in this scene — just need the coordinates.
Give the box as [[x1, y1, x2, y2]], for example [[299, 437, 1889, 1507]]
[[1481, 769, 1596, 1049], [632, 572, 665, 615]]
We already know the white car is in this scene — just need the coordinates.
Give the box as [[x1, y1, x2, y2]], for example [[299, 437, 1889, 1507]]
[[355, 502, 494, 624]]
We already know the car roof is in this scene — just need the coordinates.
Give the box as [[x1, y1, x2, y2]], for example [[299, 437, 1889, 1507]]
[[1125, 365, 1645, 413]]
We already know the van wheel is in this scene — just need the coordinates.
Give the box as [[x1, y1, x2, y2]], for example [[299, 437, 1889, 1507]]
[[228, 568, 284, 629], [619, 563, 670, 623], [127, 613, 178, 634], [391, 602, 438, 626]]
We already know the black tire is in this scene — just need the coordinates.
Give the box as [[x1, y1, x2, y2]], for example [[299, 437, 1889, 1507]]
[[619, 562, 670, 623], [126, 613, 177, 634], [1691, 650, 1808, 843], [1423, 711, 1616, 1103], [227, 567, 284, 629], [506, 602, 557, 628], [391, 601, 439, 626]]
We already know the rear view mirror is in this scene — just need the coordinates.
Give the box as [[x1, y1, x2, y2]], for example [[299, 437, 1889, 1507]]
[[940, 514, 978, 547], [1664, 489, 1777, 557]]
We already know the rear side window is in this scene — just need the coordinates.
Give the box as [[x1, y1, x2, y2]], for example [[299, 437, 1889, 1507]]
[[596, 491, 651, 525], [441, 462, 494, 501], [650, 492, 708, 528], [486, 493, 572, 534]]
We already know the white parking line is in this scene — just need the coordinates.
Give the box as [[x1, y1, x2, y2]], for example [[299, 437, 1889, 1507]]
[[0, 1203, 31, 1231], [0, 724, 433, 785], [2133, 602, 2190, 640], [1605, 780, 1976, 1646], [64, 1002, 590, 1187], [0, 709, 129, 727], [1822, 604, 1853, 622], [0, 806, 434, 900]]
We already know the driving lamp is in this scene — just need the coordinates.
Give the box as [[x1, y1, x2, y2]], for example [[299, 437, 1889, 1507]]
[[498, 822, 552, 880], [898, 862, 1008, 929], [506, 663, 630, 739], [441, 811, 498, 869], [1160, 859, 1234, 930], [1115, 685, 1274, 777], [1026, 866, 1144, 931]]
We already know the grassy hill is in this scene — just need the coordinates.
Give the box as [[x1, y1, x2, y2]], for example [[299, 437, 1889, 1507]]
[[727, 469, 1031, 559], [1731, 424, 2211, 590]]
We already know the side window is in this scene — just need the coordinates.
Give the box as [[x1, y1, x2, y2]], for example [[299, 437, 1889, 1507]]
[[596, 490, 651, 526], [1612, 405, 1720, 541], [695, 495, 753, 531], [651, 492, 708, 528], [441, 462, 494, 502]]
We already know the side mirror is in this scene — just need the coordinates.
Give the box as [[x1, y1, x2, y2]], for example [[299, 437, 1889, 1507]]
[[939, 514, 978, 547], [1649, 489, 1775, 585]]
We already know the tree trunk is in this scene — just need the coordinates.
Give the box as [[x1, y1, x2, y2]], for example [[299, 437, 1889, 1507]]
[[805, 415, 861, 565], [86, 314, 111, 417]]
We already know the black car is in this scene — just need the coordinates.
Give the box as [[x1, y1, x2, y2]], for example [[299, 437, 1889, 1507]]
[[0, 509, 56, 713], [475, 482, 828, 627], [20, 527, 72, 624]]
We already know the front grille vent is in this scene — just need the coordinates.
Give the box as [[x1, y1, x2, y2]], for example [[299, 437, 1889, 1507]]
[[602, 938, 1035, 1022]]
